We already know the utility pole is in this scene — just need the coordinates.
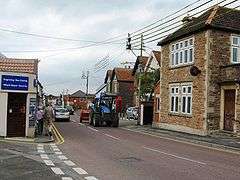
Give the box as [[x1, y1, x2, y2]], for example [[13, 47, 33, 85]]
[[82, 70, 89, 95], [140, 34, 143, 57]]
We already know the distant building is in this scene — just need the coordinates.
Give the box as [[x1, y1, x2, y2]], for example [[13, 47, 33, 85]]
[[65, 89, 95, 109]]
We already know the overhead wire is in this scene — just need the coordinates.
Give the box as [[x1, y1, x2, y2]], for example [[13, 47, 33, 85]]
[[131, 0, 239, 48]]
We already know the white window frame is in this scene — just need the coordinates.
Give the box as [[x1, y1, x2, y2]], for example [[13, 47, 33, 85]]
[[170, 85, 180, 113], [231, 35, 240, 63], [170, 37, 194, 67], [181, 84, 192, 115], [169, 83, 193, 115]]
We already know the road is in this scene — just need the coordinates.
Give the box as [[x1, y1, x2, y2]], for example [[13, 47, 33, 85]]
[[53, 113, 240, 180]]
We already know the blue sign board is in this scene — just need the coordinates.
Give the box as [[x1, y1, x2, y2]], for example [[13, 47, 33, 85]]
[[1, 75, 29, 91]]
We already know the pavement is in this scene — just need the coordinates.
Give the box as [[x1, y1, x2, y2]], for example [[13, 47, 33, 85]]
[[120, 122, 240, 153]]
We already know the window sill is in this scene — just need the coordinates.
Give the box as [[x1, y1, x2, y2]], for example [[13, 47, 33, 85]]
[[168, 112, 192, 118], [169, 63, 194, 70], [220, 63, 240, 68]]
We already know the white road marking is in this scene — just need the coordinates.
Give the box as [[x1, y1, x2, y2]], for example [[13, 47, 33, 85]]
[[143, 146, 206, 165], [44, 160, 55, 166], [58, 155, 68, 160], [55, 151, 63, 155], [38, 149, 45, 153], [64, 160, 76, 166], [51, 167, 64, 175], [52, 148, 60, 152], [71, 120, 76, 123], [84, 176, 98, 180], [37, 147, 44, 150], [50, 143, 56, 146], [40, 154, 49, 159], [37, 144, 44, 147], [78, 123, 85, 126], [87, 126, 98, 132], [62, 177, 73, 180], [51, 145, 58, 148], [73, 167, 88, 175], [104, 133, 120, 140]]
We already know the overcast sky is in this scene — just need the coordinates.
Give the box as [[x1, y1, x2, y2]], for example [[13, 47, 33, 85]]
[[0, 0, 197, 95]]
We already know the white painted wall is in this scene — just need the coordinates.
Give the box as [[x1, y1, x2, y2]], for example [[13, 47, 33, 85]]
[[0, 71, 37, 137], [0, 93, 8, 136]]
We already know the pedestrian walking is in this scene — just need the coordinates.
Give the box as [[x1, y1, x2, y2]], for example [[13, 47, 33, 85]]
[[36, 107, 43, 135], [43, 104, 54, 139]]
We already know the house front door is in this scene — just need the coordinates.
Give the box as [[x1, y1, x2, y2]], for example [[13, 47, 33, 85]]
[[7, 93, 27, 137], [223, 89, 235, 132]]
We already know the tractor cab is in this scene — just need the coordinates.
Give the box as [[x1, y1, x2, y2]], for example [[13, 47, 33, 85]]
[[89, 93, 121, 127]]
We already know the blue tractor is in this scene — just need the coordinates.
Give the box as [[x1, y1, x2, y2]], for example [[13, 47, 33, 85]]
[[89, 93, 120, 127]]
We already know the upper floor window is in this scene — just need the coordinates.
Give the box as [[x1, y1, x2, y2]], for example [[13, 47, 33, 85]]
[[170, 37, 194, 67], [231, 35, 240, 63]]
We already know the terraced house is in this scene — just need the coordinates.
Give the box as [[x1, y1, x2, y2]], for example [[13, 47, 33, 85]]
[[155, 6, 240, 135]]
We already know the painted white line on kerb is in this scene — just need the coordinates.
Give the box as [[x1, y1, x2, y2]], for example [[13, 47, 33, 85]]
[[43, 160, 55, 166], [87, 126, 98, 132], [55, 151, 63, 155], [104, 134, 120, 140], [51, 167, 64, 175], [58, 155, 68, 160], [143, 146, 206, 165], [38, 150, 45, 153], [64, 160, 76, 166], [40, 154, 49, 159], [62, 177, 73, 180], [84, 176, 98, 180], [73, 167, 88, 175]]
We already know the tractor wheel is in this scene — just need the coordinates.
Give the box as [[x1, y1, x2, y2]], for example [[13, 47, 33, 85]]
[[106, 121, 112, 127], [93, 114, 100, 127]]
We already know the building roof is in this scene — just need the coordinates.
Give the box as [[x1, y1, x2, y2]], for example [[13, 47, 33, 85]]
[[144, 51, 161, 72], [0, 58, 38, 74], [104, 69, 113, 83], [132, 56, 149, 75], [70, 89, 94, 98], [152, 51, 161, 65], [158, 6, 240, 46], [111, 67, 134, 82]]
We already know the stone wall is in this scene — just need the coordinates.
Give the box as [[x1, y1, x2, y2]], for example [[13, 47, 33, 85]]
[[158, 31, 208, 135]]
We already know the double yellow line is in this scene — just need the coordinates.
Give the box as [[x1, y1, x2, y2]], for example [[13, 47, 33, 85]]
[[52, 123, 64, 144]]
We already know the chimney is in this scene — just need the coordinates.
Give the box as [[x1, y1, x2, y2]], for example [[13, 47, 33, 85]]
[[182, 14, 194, 25]]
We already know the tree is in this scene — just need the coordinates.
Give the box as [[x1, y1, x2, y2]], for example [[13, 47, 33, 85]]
[[139, 69, 160, 100]]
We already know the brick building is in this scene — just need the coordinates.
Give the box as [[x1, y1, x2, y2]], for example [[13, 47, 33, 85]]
[[104, 67, 134, 111], [155, 6, 240, 135]]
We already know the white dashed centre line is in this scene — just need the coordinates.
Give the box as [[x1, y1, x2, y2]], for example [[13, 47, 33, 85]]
[[87, 126, 98, 132], [64, 160, 76, 166], [73, 167, 88, 175], [43, 160, 55, 166], [40, 154, 49, 159], [55, 151, 63, 155], [62, 177, 73, 180], [104, 133, 120, 140], [143, 146, 206, 165], [38, 150, 45, 153], [58, 155, 68, 160], [84, 176, 99, 180], [51, 167, 64, 175]]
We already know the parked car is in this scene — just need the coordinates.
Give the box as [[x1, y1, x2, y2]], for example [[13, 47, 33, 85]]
[[54, 108, 70, 121], [126, 107, 138, 120], [66, 105, 74, 115]]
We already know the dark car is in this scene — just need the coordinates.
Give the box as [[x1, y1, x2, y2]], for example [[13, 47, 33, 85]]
[[66, 106, 74, 115]]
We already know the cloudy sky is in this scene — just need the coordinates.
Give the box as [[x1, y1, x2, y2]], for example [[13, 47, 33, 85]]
[[0, 0, 220, 95]]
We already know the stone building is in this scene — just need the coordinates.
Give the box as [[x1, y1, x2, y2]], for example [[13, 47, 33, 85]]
[[155, 6, 240, 135]]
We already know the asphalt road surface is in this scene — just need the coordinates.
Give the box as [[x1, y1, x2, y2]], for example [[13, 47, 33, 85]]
[[54, 114, 240, 180]]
